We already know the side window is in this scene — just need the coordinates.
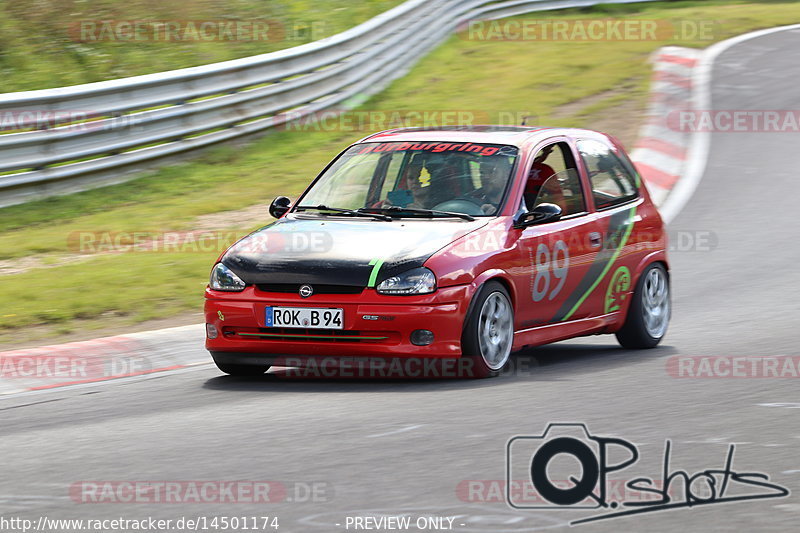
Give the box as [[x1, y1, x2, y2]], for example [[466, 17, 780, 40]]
[[577, 139, 639, 209], [524, 141, 586, 216]]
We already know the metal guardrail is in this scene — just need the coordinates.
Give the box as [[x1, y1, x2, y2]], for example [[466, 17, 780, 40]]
[[0, 0, 657, 207]]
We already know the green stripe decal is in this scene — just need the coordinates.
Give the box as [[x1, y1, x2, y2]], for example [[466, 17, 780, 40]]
[[238, 333, 389, 340], [367, 258, 385, 288], [560, 206, 637, 322]]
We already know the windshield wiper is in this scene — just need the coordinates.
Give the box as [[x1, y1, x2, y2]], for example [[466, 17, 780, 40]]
[[363, 206, 475, 222], [295, 205, 392, 221]]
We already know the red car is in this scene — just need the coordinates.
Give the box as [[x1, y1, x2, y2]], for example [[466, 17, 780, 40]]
[[204, 126, 670, 378]]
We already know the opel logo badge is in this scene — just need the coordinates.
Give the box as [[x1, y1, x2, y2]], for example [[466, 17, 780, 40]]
[[299, 284, 314, 298]]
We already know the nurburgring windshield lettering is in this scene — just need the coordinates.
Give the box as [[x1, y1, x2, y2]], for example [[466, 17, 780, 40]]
[[296, 142, 519, 218]]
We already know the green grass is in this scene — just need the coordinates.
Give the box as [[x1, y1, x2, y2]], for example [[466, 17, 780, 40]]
[[2, 0, 799, 342], [0, 0, 402, 92], [0, 251, 210, 323]]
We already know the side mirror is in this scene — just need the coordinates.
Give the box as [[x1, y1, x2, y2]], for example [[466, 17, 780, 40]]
[[513, 203, 562, 228], [269, 196, 292, 218]]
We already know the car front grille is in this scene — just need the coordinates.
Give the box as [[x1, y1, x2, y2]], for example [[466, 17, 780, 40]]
[[256, 283, 364, 295]]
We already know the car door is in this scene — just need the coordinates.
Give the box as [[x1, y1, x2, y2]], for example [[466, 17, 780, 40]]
[[513, 139, 605, 329], [571, 136, 644, 319]]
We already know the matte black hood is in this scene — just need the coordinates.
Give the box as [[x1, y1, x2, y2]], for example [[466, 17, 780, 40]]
[[222, 215, 488, 287]]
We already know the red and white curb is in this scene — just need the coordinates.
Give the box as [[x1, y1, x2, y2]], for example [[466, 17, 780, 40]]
[[631, 46, 702, 208], [0, 324, 206, 396]]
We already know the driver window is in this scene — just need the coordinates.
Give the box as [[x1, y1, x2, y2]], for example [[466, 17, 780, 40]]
[[524, 142, 585, 216], [576, 139, 639, 209]]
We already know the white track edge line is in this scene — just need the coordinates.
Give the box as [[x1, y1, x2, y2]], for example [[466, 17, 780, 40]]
[[659, 23, 800, 224]]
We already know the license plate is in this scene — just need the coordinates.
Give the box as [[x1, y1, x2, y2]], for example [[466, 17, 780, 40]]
[[265, 306, 344, 329]]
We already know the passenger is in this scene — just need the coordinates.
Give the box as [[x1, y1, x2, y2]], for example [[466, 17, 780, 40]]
[[525, 147, 567, 213], [405, 168, 431, 209], [382, 159, 431, 209]]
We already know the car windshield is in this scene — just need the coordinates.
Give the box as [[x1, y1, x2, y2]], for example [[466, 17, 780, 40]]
[[295, 142, 519, 218]]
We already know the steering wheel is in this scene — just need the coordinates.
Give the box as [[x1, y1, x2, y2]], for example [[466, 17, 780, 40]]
[[432, 197, 485, 216]]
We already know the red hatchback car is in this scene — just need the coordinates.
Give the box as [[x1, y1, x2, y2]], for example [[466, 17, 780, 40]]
[[204, 126, 670, 377]]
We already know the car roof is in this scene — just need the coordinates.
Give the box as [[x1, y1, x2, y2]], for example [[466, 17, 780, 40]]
[[355, 125, 607, 148]]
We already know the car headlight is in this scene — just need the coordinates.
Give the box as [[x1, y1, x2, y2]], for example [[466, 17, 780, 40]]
[[209, 263, 246, 292], [376, 267, 436, 295]]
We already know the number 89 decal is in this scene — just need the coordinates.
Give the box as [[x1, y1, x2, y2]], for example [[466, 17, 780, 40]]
[[532, 240, 570, 302]]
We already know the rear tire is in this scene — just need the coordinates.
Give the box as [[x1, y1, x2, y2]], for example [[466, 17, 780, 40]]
[[616, 263, 670, 349], [214, 361, 270, 377], [461, 281, 514, 378]]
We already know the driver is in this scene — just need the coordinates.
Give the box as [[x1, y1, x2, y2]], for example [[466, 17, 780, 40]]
[[468, 156, 512, 214]]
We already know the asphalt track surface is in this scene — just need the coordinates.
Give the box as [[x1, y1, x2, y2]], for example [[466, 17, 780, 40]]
[[2, 27, 800, 533]]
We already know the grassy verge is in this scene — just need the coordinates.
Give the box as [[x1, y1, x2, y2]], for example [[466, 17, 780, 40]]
[[0, 0, 402, 92], [1, 0, 798, 344]]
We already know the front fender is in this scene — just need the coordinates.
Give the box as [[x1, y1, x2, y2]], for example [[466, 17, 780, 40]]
[[458, 268, 517, 335]]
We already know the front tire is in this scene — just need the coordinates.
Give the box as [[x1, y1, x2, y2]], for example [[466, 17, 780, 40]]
[[461, 281, 514, 378], [615, 263, 670, 349]]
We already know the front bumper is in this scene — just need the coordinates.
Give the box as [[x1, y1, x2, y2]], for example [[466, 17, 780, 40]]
[[204, 284, 473, 359]]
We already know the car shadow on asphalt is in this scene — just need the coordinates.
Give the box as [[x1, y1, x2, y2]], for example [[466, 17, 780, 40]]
[[201, 342, 681, 393]]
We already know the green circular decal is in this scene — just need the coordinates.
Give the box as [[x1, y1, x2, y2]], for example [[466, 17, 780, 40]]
[[605, 266, 631, 314]]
